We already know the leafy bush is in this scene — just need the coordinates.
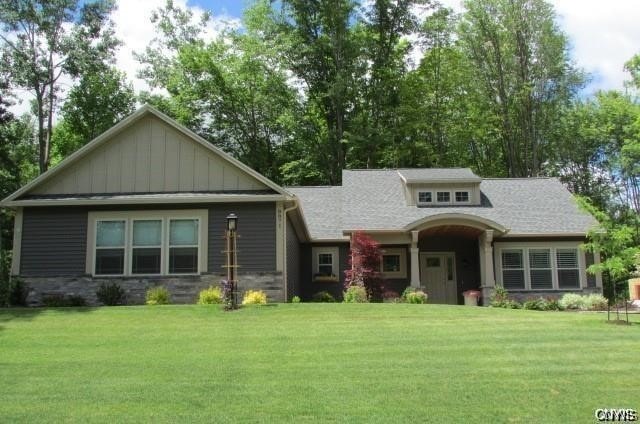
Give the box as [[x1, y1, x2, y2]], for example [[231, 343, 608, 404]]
[[41, 294, 85, 307], [66, 295, 87, 307], [583, 294, 608, 311], [311, 291, 335, 303], [402, 287, 428, 304], [96, 282, 125, 306], [242, 290, 267, 305], [42, 294, 68, 307], [546, 298, 563, 311], [9, 279, 29, 306], [523, 297, 550, 311], [291, 296, 301, 303], [146, 286, 170, 305], [343, 285, 369, 303], [559, 293, 584, 310], [197, 286, 223, 305], [489, 286, 521, 309]]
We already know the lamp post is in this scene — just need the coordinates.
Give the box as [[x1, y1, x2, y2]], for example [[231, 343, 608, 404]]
[[225, 213, 238, 309]]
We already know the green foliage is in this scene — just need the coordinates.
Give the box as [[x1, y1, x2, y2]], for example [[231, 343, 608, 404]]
[[146, 286, 170, 305], [291, 295, 301, 303], [197, 286, 223, 305], [0, 0, 119, 173], [522, 298, 553, 311], [490, 287, 521, 309], [41, 293, 86, 307], [9, 278, 29, 306], [558, 293, 585, 310], [96, 282, 125, 306], [583, 294, 608, 311], [343, 285, 369, 303], [311, 291, 336, 303], [242, 290, 267, 305], [402, 287, 428, 304], [52, 67, 135, 160]]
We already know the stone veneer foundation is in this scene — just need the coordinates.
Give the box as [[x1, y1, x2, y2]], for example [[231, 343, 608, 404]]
[[21, 272, 284, 306]]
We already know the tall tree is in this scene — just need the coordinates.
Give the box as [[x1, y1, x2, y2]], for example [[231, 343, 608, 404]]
[[458, 0, 583, 177], [52, 66, 135, 160], [136, 0, 299, 182], [0, 0, 118, 173]]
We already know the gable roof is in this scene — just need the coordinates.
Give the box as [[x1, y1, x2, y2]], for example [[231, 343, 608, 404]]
[[289, 169, 598, 240], [2, 105, 292, 206]]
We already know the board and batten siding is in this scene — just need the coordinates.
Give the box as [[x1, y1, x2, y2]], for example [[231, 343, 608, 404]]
[[31, 115, 268, 195], [208, 203, 277, 273], [20, 207, 87, 276]]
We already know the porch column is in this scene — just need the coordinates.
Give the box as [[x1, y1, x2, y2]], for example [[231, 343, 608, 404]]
[[410, 230, 420, 287], [479, 230, 495, 299]]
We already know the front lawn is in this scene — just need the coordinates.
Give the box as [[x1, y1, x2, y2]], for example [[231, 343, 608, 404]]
[[0, 304, 637, 422]]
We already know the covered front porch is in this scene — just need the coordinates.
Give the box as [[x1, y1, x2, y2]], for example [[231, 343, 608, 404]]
[[364, 213, 506, 305], [407, 214, 506, 304]]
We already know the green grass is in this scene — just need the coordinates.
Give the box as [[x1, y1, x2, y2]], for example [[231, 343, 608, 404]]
[[0, 304, 638, 423]]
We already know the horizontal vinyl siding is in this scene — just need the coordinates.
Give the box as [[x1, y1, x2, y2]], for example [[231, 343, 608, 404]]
[[21, 207, 87, 277], [208, 203, 276, 273]]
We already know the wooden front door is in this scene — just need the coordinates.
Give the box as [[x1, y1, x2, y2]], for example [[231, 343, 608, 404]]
[[420, 253, 457, 304]]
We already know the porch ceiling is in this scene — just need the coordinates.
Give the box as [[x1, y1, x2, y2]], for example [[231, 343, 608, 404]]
[[419, 225, 483, 239]]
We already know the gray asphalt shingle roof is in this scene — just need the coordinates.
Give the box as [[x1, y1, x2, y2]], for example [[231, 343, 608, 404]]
[[398, 168, 481, 183], [287, 169, 597, 241]]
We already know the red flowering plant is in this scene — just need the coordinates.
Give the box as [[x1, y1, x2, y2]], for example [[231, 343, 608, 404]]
[[344, 231, 385, 301]]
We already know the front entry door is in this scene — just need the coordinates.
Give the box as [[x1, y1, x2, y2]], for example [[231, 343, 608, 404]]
[[420, 253, 457, 304]]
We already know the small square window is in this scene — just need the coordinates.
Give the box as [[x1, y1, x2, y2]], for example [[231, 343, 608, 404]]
[[455, 191, 469, 202], [382, 255, 401, 272], [436, 192, 450, 203], [418, 192, 432, 204]]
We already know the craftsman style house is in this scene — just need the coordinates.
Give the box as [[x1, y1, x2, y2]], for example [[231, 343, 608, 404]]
[[1, 106, 601, 305]]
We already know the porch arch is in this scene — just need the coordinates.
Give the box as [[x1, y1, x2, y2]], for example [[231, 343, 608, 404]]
[[404, 213, 508, 235]]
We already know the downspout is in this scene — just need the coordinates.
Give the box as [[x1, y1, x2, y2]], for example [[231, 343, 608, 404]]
[[282, 199, 299, 302]]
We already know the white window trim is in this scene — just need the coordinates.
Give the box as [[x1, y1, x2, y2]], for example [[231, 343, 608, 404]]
[[311, 246, 339, 281], [87, 210, 208, 277], [454, 190, 471, 204], [494, 241, 586, 291], [416, 190, 433, 206], [436, 191, 451, 204], [380, 247, 407, 279]]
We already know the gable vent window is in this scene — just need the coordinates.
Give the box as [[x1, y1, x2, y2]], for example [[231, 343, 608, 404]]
[[501, 249, 525, 289], [529, 249, 552, 289], [418, 191, 432, 204], [557, 249, 580, 288], [436, 192, 450, 203], [455, 191, 469, 203]]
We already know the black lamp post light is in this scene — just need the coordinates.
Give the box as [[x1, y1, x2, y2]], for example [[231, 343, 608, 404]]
[[223, 213, 239, 310]]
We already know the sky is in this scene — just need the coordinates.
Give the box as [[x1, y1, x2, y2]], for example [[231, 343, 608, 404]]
[[8, 0, 640, 115]]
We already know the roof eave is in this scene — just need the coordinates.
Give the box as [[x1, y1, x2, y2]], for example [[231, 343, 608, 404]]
[[2, 194, 289, 207]]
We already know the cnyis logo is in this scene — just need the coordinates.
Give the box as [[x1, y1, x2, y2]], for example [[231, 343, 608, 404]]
[[595, 409, 638, 422]]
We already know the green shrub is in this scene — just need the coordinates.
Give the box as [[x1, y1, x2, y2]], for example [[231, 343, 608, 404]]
[[583, 294, 608, 311], [146, 286, 170, 305], [242, 290, 267, 305], [42, 293, 87, 307], [9, 279, 29, 306], [489, 287, 522, 309], [343, 285, 369, 303], [559, 293, 584, 310], [523, 297, 550, 311], [312, 291, 335, 303], [42, 294, 68, 307], [546, 298, 563, 311], [197, 286, 223, 305], [96, 282, 125, 306], [66, 295, 87, 307], [291, 296, 301, 303], [402, 287, 428, 304]]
